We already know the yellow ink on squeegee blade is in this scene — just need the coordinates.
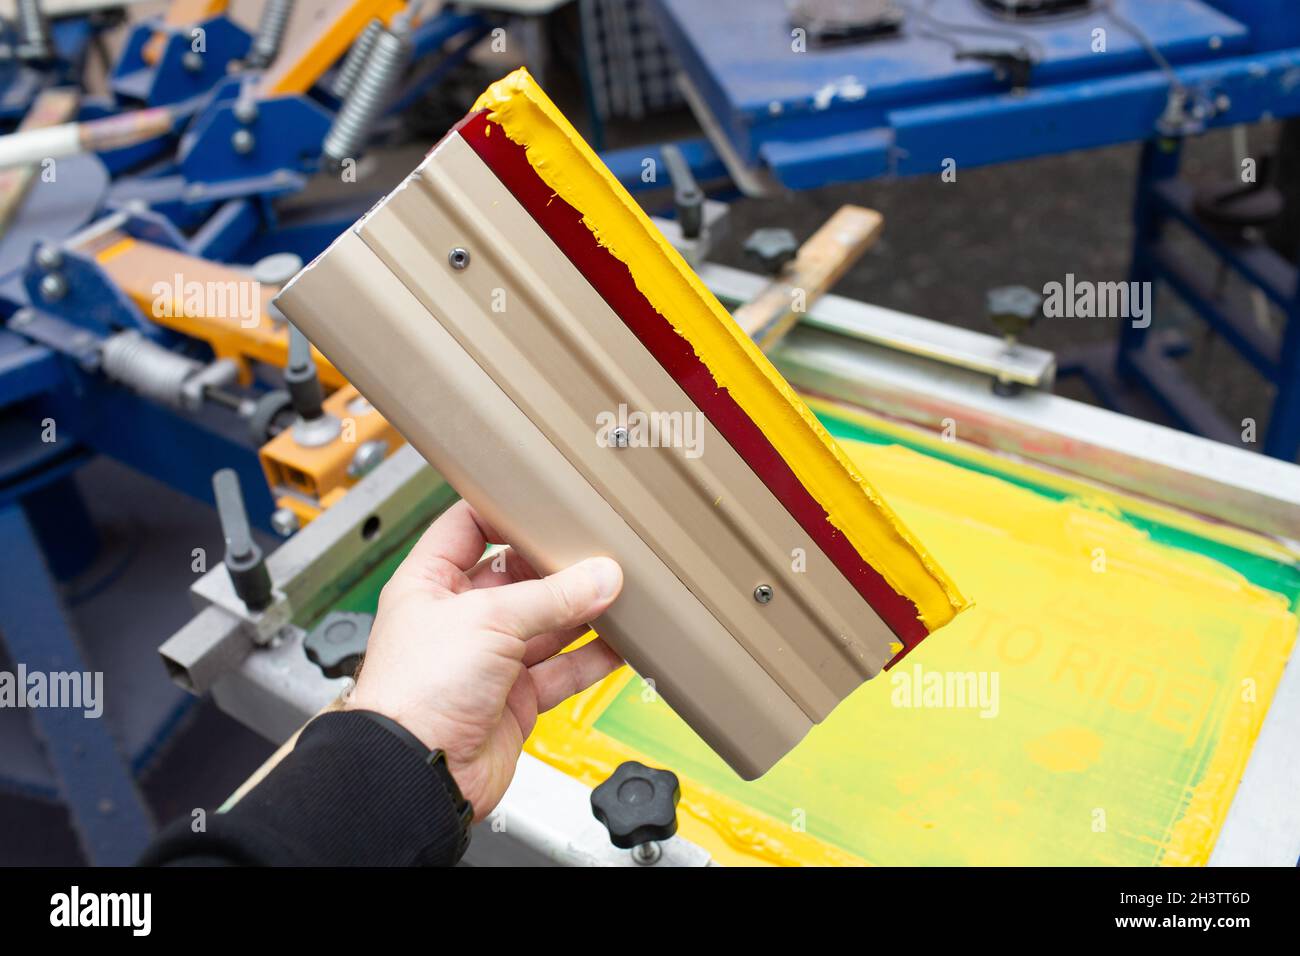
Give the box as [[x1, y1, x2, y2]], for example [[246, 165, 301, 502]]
[[472, 68, 969, 632]]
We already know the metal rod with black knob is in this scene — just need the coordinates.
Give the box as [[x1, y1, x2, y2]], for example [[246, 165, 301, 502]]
[[661, 143, 703, 240], [986, 285, 1043, 397], [213, 468, 273, 613], [285, 324, 341, 446]]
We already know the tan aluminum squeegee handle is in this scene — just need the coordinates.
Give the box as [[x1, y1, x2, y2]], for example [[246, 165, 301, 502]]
[[274, 136, 900, 778], [277, 232, 810, 777]]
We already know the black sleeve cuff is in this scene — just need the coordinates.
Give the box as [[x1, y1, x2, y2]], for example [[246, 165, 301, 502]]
[[140, 710, 471, 867]]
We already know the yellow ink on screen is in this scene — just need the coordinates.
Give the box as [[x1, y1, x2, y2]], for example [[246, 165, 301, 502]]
[[525, 401, 1299, 866]]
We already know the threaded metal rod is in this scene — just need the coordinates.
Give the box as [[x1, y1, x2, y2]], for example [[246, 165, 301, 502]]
[[247, 0, 294, 68], [331, 18, 383, 99], [321, 23, 411, 167], [16, 0, 52, 60], [101, 331, 202, 407]]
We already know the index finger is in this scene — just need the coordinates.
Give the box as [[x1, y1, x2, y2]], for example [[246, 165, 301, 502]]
[[390, 500, 505, 593]]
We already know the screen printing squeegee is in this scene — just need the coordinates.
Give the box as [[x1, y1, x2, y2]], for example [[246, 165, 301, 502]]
[[273, 69, 969, 779]]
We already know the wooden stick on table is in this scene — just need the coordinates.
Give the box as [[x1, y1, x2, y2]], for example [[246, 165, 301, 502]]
[[731, 204, 883, 352]]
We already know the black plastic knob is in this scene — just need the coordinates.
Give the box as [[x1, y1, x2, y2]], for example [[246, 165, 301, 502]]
[[986, 284, 1042, 339], [246, 388, 295, 443], [591, 760, 680, 849], [303, 611, 373, 679], [743, 227, 799, 275]]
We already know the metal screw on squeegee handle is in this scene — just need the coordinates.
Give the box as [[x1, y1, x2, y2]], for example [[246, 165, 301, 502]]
[[448, 247, 471, 270], [591, 761, 681, 865], [754, 584, 774, 604], [213, 468, 274, 613]]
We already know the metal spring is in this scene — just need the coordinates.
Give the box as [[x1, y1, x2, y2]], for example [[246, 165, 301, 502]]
[[16, 0, 51, 60], [101, 331, 201, 407], [247, 0, 294, 68], [321, 23, 411, 167], [331, 18, 383, 99]]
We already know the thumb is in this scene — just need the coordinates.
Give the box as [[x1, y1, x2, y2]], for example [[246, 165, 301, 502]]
[[478, 556, 623, 639]]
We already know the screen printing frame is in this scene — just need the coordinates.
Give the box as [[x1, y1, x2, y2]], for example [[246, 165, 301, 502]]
[[160, 285, 1300, 867]]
